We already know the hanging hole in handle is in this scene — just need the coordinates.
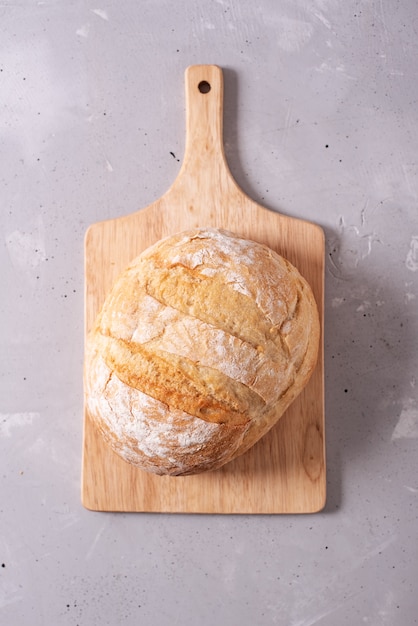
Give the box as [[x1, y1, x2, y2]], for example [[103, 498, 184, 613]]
[[198, 80, 211, 94]]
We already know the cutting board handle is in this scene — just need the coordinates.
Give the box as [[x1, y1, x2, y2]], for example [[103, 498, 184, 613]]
[[170, 65, 238, 203], [184, 65, 225, 166]]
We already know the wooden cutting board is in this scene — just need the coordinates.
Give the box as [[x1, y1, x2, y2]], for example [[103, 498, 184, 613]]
[[82, 65, 325, 514]]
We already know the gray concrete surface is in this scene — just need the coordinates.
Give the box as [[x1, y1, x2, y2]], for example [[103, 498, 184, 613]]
[[1, 1, 418, 624]]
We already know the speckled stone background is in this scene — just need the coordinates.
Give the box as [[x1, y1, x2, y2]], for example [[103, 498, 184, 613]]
[[1, 1, 418, 625]]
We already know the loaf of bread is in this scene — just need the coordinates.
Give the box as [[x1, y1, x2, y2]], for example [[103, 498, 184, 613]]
[[84, 227, 320, 475]]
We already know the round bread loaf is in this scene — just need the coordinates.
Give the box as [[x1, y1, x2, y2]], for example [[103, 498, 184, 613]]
[[84, 227, 320, 475]]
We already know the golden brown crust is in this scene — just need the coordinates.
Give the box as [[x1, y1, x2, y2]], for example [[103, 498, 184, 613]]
[[84, 227, 320, 475]]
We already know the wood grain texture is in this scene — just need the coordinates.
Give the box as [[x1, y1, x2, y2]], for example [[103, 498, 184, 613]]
[[82, 65, 326, 514]]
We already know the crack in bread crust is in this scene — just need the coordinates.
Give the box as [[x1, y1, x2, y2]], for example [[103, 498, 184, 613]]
[[142, 264, 282, 352], [97, 332, 260, 426], [85, 342, 250, 475]]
